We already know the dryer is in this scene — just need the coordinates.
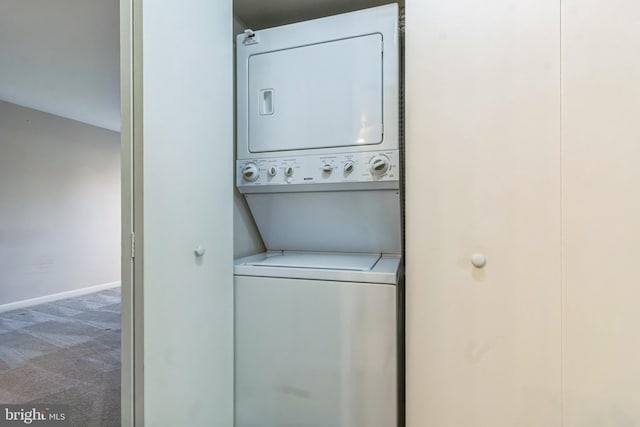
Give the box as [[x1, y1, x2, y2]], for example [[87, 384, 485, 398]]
[[236, 3, 399, 160], [234, 4, 402, 427]]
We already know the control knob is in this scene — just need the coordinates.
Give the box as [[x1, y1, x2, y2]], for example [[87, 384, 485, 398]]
[[242, 163, 259, 182], [322, 164, 333, 173], [344, 161, 355, 174], [369, 155, 390, 176], [284, 166, 294, 177], [268, 166, 278, 177]]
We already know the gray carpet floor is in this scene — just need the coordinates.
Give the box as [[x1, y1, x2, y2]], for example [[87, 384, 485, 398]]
[[0, 287, 121, 426]]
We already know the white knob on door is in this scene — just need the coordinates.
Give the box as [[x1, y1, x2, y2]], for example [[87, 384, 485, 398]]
[[471, 253, 486, 269], [194, 246, 206, 257]]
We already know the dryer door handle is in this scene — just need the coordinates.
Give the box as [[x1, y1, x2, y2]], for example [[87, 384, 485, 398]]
[[260, 89, 274, 115]]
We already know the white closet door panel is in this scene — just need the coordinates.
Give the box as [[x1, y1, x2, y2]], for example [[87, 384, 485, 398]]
[[562, 0, 640, 424], [137, 0, 233, 425], [405, 1, 561, 426]]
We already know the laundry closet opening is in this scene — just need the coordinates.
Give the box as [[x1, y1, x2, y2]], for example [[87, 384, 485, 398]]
[[0, 0, 122, 423], [231, 1, 406, 426]]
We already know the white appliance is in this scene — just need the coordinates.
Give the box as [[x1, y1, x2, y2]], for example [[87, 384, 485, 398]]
[[235, 4, 401, 427]]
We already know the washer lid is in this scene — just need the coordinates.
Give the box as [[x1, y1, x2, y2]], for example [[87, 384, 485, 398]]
[[247, 252, 381, 271]]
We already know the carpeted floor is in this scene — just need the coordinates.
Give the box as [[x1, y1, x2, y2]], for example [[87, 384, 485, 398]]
[[0, 287, 121, 426]]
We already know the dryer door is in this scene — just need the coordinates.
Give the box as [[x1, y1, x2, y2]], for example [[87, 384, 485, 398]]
[[247, 34, 384, 153]]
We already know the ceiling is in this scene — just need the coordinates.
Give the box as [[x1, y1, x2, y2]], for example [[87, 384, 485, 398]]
[[0, 0, 398, 132], [235, 0, 400, 29], [0, 0, 119, 131]]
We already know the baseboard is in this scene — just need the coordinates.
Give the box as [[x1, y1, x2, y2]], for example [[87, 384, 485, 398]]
[[0, 281, 121, 314]]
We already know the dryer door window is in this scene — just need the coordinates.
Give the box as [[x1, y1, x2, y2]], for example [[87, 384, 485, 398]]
[[247, 34, 383, 153]]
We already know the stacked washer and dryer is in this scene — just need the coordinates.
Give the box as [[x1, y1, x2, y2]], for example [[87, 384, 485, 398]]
[[234, 4, 402, 427]]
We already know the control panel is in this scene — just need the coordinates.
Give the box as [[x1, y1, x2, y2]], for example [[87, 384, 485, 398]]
[[237, 150, 400, 190]]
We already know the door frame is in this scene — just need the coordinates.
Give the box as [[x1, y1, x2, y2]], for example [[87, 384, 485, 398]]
[[120, 0, 143, 424]]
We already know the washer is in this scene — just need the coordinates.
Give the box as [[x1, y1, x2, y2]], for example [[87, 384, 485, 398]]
[[235, 251, 400, 427]]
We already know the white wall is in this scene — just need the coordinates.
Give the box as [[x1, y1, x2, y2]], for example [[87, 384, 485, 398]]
[[135, 0, 234, 425], [0, 101, 121, 307]]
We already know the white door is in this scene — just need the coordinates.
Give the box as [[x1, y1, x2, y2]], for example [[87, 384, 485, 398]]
[[405, 0, 562, 426], [126, 0, 234, 425], [562, 0, 640, 423], [235, 275, 397, 427]]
